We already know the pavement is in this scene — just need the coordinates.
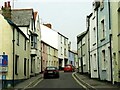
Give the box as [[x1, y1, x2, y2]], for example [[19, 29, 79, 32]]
[[74, 72, 120, 90], [3, 71, 120, 90], [14, 74, 43, 89]]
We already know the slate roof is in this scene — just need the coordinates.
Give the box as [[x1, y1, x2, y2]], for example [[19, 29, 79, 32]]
[[11, 9, 34, 26], [77, 31, 87, 44], [5, 18, 29, 39]]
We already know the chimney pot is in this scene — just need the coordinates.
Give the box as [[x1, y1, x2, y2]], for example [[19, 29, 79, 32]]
[[8, 1, 10, 7], [4, 2, 7, 7]]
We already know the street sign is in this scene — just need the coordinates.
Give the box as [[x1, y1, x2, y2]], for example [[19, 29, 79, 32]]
[[0, 67, 8, 72], [0, 55, 8, 67], [0, 56, 2, 66]]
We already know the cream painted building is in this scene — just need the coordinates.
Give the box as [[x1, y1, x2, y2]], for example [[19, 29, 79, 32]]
[[34, 12, 41, 74], [0, 2, 42, 87], [41, 24, 59, 69], [77, 31, 88, 73], [46, 42, 58, 68], [0, 14, 30, 87], [111, 1, 120, 84]]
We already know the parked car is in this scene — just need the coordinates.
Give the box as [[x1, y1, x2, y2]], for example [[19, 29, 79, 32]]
[[43, 66, 59, 79], [64, 64, 75, 72]]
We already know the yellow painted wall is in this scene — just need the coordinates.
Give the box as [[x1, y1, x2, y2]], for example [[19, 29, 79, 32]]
[[0, 15, 13, 80], [111, 2, 120, 83], [0, 14, 30, 80]]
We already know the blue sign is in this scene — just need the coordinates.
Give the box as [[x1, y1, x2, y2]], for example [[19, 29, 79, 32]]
[[0, 55, 8, 67]]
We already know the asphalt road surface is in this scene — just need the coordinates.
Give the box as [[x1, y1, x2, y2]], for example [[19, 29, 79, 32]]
[[26, 71, 85, 89]]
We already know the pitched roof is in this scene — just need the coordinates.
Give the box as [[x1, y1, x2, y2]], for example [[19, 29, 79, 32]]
[[77, 31, 87, 44], [11, 9, 34, 26], [5, 18, 29, 39]]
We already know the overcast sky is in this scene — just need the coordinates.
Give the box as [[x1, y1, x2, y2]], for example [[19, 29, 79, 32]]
[[0, 0, 93, 50]]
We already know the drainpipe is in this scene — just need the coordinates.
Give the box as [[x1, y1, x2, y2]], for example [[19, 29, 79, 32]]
[[77, 43, 79, 73], [96, 8, 100, 80], [88, 30, 91, 78], [109, 34, 113, 83], [108, 0, 113, 83], [81, 40, 83, 74], [12, 27, 15, 87]]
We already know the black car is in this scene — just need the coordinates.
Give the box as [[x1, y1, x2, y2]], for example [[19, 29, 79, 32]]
[[43, 66, 59, 79]]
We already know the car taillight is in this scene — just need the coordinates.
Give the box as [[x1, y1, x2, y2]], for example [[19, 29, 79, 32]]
[[54, 70, 58, 72], [44, 70, 47, 73]]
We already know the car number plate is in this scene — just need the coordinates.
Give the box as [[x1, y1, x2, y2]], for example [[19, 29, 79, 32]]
[[48, 71, 53, 73]]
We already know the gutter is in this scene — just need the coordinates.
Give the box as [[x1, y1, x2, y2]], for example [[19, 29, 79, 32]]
[[96, 7, 100, 79], [81, 40, 83, 74], [12, 27, 15, 87], [109, 34, 113, 83]]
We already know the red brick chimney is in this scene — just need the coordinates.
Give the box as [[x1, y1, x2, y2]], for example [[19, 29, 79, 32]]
[[43, 23, 52, 29], [5, 2, 7, 7], [1, 1, 11, 20], [8, 1, 11, 7]]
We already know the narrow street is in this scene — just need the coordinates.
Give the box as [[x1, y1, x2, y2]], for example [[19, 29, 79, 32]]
[[25, 72, 85, 89]]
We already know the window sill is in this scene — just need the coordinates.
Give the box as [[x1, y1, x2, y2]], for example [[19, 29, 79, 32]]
[[100, 6, 104, 11], [102, 69, 106, 71], [83, 64, 86, 66], [100, 38, 105, 42], [94, 69, 97, 72], [31, 48, 37, 50], [117, 33, 120, 37], [93, 43, 96, 46], [15, 73, 18, 75]]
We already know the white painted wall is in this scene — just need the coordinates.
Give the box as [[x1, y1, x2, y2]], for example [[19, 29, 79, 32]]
[[90, 9, 98, 78], [40, 24, 58, 50], [35, 13, 41, 74]]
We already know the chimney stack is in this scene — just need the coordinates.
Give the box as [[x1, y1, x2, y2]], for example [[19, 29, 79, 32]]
[[1, 1, 11, 20], [4, 2, 7, 7], [8, 1, 11, 7], [43, 23, 52, 29]]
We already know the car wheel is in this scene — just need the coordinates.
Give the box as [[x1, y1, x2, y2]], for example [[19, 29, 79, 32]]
[[57, 75, 59, 78], [44, 76, 47, 79]]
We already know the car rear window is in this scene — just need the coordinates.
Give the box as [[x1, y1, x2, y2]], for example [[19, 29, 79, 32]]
[[46, 67, 56, 70], [66, 66, 71, 68]]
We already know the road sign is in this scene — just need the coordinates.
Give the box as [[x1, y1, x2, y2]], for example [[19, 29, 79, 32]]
[[0, 55, 8, 67], [0, 66, 8, 73]]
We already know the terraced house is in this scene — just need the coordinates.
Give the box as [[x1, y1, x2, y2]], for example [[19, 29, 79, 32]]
[[110, 1, 120, 85], [11, 8, 41, 77], [58, 32, 69, 70], [77, 30, 89, 74], [77, 0, 120, 85], [97, 0, 112, 82], [34, 11, 41, 74], [89, 1, 99, 79], [41, 24, 59, 71], [0, 2, 41, 87], [0, 14, 30, 87]]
